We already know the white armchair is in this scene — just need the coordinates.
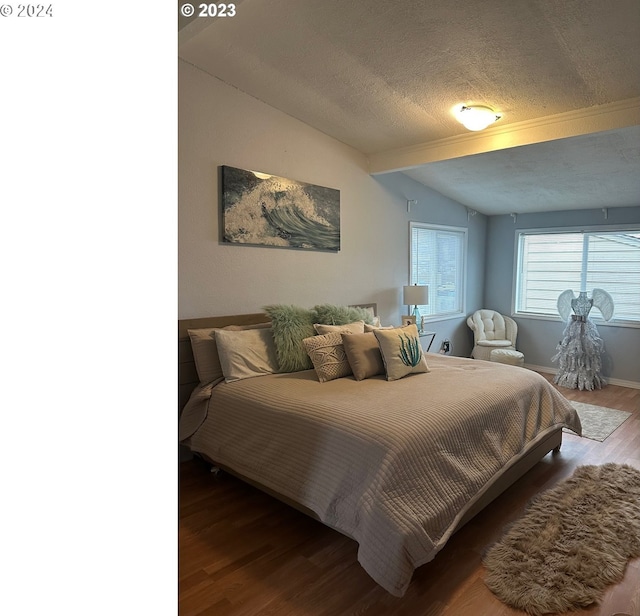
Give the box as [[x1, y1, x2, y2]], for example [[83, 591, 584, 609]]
[[467, 309, 518, 361]]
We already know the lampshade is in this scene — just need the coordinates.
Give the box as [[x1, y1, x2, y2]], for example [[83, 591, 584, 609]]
[[403, 284, 429, 306], [455, 105, 501, 131]]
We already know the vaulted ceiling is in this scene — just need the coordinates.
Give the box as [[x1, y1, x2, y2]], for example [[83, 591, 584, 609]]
[[179, 0, 640, 215]]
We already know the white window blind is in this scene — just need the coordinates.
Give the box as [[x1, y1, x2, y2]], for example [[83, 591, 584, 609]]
[[515, 230, 640, 323], [410, 223, 466, 319]]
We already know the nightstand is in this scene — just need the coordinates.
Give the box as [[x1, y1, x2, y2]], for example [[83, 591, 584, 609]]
[[419, 331, 436, 352]]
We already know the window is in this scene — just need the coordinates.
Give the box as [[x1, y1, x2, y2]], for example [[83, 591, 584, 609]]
[[409, 222, 466, 320], [514, 228, 640, 324]]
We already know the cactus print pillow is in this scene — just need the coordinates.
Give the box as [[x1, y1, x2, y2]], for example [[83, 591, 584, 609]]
[[373, 324, 429, 381]]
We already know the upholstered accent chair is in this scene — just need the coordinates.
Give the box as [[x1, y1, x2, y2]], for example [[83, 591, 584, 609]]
[[467, 309, 518, 361]]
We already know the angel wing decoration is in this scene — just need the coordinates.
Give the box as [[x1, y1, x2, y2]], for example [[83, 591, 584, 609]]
[[557, 289, 574, 322], [556, 288, 615, 321], [552, 288, 614, 390], [591, 288, 614, 321]]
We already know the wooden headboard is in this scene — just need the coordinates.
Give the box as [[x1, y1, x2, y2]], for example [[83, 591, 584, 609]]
[[178, 304, 377, 413]]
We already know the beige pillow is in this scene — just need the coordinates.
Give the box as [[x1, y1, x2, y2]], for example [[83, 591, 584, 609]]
[[302, 332, 352, 382], [364, 323, 395, 332], [188, 322, 270, 383], [341, 332, 385, 381], [313, 320, 365, 335], [373, 324, 430, 381], [214, 327, 279, 383]]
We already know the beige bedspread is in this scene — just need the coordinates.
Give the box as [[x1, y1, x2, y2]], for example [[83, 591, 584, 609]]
[[180, 354, 581, 596]]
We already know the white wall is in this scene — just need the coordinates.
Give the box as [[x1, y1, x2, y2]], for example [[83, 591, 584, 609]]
[[179, 60, 486, 355]]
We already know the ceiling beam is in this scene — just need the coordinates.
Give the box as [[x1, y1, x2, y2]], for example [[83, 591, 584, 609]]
[[368, 97, 640, 175]]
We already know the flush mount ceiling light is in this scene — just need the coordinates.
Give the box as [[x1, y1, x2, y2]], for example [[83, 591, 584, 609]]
[[455, 105, 502, 131]]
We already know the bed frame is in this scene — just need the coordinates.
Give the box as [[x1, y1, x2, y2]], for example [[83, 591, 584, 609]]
[[178, 312, 562, 535]]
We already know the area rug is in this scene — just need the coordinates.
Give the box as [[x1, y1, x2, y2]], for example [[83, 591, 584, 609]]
[[483, 463, 640, 615], [563, 402, 631, 441]]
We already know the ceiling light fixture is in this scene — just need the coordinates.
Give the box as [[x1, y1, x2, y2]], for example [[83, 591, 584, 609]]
[[455, 105, 502, 131]]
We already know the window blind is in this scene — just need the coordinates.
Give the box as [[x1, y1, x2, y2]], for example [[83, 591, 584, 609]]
[[410, 223, 466, 319], [516, 230, 640, 323]]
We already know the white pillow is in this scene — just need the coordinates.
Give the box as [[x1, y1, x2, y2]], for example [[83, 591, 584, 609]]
[[188, 322, 271, 383], [214, 328, 279, 383], [364, 323, 395, 332], [313, 320, 365, 335]]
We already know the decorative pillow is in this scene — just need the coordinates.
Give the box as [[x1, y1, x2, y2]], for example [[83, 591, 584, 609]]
[[364, 323, 395, 332], [341, 332, 385, 381], [188, 322, 271, 383], [314, 320, 365, 335], [302, 332, 352, 382], [313, 304, 375, 326], [373, 324, 430, 381], [214, 327, 279, 383], [263, 304, 316, 372]]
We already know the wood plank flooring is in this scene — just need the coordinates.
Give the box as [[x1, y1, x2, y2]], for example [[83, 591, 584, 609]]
[[179, 376, 640, 616]]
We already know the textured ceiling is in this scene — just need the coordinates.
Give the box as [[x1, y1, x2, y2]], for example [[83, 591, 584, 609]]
[[179, 0, 640, 215]]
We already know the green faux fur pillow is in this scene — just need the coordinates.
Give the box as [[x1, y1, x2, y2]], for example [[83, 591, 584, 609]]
[[263, 304, 316, 372], [313, 304, 375, 326]]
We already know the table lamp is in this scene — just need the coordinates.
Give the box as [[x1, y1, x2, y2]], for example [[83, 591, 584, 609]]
[[403, 284, 429, 332]]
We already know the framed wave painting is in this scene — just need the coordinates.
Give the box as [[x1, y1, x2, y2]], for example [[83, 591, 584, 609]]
[[221, 166, 340, 252]]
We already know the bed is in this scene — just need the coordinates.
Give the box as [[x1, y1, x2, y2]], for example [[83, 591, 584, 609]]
[[178, 310, 581, 597]]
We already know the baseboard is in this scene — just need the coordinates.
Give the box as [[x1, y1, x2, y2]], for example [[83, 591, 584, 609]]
[[525, 363, 640, 390]]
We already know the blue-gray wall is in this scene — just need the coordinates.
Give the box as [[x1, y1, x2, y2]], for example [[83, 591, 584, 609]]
[[375, 172, 487, 357], [485, 206, 640, 386]]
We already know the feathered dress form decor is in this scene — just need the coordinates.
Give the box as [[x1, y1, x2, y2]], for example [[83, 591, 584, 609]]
[[551, 289, 614, 391]]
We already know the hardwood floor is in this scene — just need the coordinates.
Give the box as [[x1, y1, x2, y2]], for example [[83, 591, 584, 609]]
[[179, 377, 640, 616]]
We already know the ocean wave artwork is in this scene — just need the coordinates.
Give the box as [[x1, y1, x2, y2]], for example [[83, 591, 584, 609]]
[[221, 166, 340, 252]]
